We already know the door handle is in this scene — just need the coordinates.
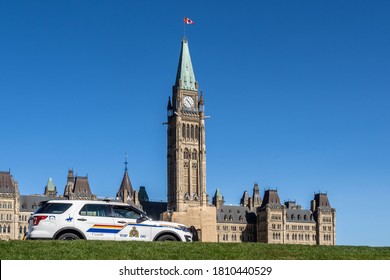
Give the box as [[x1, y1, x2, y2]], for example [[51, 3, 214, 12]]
[[77, 218, 87, 221]]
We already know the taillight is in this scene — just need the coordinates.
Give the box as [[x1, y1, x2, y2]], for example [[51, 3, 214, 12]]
[[33, 215, 48, 225]]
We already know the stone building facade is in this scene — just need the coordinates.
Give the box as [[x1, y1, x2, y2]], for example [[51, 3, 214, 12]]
[[213, 186, 336, 245], [0, 171, 20, 240]]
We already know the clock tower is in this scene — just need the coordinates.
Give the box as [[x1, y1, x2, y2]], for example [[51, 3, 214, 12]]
[[167, 38, 208, 212]]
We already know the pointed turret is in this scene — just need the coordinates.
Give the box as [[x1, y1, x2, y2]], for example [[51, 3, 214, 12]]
[[116, 157, 134, 205], [44, 177, 57, 196], [64, 169, 74, 197], [212, 188, 224, 208], [240, 191, 249, 206], [167, 96, 173, 117], [175, 38, 197, 91], [252, 182, 262, 208]]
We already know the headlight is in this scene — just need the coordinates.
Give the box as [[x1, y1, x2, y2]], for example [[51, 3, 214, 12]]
[[179, 225, 189, 232]]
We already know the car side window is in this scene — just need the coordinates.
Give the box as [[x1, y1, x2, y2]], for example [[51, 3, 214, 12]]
[[79, 204, 110, 217], [112, 205, 141, 219]]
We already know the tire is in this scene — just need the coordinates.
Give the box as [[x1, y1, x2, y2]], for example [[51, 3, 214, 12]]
[[156, 234, 178, 241], [57, 232, 80, 240]]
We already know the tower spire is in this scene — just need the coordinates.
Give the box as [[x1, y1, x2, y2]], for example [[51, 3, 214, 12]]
[[175, 38, 197, 91]]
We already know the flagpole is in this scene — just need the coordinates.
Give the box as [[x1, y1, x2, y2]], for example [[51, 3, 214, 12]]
[[183, 19, 186, 39]]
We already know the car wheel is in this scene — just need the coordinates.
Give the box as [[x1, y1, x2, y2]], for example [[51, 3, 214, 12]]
[[157, 234, 178, 241], [57, 232, 80, 240]]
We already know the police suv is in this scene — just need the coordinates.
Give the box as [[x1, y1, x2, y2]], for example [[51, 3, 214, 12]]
[[26, 200, 194, 242]]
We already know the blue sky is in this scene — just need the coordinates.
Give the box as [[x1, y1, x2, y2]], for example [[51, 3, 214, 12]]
[[1, 1, 389, 246]]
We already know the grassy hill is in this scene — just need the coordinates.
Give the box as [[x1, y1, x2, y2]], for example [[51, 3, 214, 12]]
[[1, 240, 389, 260]]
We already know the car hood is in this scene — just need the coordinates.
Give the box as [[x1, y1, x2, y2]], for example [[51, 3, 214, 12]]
[[146, 220, 188, 231]]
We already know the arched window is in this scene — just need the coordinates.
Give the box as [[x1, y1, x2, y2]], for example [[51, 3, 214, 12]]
[[186, 124, 190, 139], [297, 214, 301, 220], [192, 149, 197, 160], [291, 214, 294, 220], [224, 215, 228, 221], [229, 215, 233, 221], [304, 215, 307, 220], [19, 226, 23, 234], [184, 149, 189, 159], [195, 125, 199, 140], [3, 225, 6, 233], [182, 124, 186, 138], [191, 125, 194, 139]]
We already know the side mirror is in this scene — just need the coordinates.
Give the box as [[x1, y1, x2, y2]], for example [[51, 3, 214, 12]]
[[136, 215, 149, 223]]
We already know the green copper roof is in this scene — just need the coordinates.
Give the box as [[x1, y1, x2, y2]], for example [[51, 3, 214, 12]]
[[215, 188, 223, 199], [175, 38, 197, 91], [46, 177, 55, 191]]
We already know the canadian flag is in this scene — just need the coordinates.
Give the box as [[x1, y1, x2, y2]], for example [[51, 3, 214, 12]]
[[184, 17, 194, 24]]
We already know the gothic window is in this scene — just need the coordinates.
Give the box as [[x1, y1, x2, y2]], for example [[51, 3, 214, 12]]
[[229, 215, 233, 221], [184, 149, 190, 159], [186, 124, 190, 139], [7, 225, 11, 233], [287, 233, 289, 240], [195, 125, 199, 140], [297, 214, 301, 220], [291, 214, 294, 220], [182, 124, 186, 138], [192, 149, 197, 160], [191, 125, 194, 139], [3, 225, 6, 233], [19, 226, 22, 234], [224, 215, 227, 221]]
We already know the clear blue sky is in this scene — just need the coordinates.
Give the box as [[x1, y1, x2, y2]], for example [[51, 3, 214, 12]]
[[1, 1, 389, 246]]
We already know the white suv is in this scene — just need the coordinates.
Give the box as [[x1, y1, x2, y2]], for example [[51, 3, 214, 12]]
[[27, 200, 193, 242]]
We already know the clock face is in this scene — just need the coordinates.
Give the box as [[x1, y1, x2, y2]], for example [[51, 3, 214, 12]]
[[183, 96, 194, 108]]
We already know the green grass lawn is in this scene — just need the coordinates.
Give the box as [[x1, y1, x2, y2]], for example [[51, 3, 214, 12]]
[[1, 240, 389, 260]]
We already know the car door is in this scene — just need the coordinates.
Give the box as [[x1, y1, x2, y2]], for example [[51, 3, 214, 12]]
[[74, 203, 116, 240], [111, 205, 152, 241]]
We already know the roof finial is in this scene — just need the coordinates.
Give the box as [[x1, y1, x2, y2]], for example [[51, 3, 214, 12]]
[[124, 152, 128, 172]]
